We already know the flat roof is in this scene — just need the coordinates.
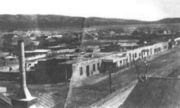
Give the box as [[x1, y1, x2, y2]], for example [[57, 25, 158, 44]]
[[59, 52, 125, 64], [25, 49, 50, 53], [103, 54, 126, 63]]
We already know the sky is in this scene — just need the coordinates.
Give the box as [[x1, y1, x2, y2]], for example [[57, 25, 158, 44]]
[[0, 0, 179, 21]]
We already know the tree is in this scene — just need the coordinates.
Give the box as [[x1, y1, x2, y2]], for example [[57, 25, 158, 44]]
[[2, 33, 16, 52]]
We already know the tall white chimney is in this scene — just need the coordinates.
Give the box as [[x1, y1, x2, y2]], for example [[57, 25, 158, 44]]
[[12, 40, 36, 108]]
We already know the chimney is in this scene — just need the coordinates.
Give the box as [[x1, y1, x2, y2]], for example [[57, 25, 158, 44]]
[[12, 40, 36, 108]]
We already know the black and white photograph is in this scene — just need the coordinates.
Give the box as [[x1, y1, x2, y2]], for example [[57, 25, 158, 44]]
[[0, 0, 180, 108]]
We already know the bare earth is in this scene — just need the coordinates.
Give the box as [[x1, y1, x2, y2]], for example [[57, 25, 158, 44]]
[[65, 46, 180, 108]]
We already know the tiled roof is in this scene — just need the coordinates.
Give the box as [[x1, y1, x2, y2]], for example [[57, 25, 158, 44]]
[[32, 92, 64, 108], [0, 82, 68, 108], [27, 84, 69, 108], [0, 94, 12, 108]]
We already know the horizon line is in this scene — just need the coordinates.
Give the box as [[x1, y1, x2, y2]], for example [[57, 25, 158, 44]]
[[0, 14, 179, 22]]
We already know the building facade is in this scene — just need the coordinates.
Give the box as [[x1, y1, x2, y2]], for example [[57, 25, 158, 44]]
[[31, 41, 169, 83]]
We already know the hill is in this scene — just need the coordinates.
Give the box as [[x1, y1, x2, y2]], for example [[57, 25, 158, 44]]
[[84, 17, 147, 27], [0, 15, 85, 31], [0, 15, 180, 31], [158, 18, 180, 23]]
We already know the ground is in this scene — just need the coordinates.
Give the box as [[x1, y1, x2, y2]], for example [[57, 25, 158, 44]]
[[65, 46, 180, 108], [1, 46, 180, 108], [121, 77, 180, 108]]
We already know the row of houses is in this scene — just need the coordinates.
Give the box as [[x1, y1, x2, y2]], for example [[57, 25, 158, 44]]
[[31, 41, 169, 83], [72, 42, 169, 80]]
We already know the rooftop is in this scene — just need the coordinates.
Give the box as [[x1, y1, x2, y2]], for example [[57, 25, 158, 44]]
[[102, 53, 126, 63], [25, 49, 50, 53], [60, 52, 122, 64], [0, 82, 69, 108], [0, 94, 12, 108]]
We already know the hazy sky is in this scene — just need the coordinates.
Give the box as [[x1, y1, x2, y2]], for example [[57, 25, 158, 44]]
[[0, 0, 179, 21]]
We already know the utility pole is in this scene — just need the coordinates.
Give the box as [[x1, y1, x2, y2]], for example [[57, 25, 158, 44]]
[[103, 60, 113, 94], [65, 65, 68, 87], [144, 60, 149, 76], [108, 64, 112, 93], [138, 59, 149, 82]]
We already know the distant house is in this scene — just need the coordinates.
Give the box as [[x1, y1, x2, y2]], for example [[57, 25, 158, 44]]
[[117, 42, 138, 49], [29, 36, 36, 40], [101, 44, 124, 52], [0, 52, 9, 58], [48, 44, 68, 51], [32, 41, 40, 46], [25, 49, 50, 61], [45, 35, 62, 39], [174, 37, 180, 45], [85, 46, 100, 52]]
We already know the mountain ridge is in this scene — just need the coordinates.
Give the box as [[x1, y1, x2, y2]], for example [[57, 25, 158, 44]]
[[0, 14, 179, 31]]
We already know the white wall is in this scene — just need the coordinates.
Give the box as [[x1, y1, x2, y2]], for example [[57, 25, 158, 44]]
[[71, 41, 169, 79]]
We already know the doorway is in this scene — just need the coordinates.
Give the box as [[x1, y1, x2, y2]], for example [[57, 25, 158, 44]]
[[86, 65, 90, 76]]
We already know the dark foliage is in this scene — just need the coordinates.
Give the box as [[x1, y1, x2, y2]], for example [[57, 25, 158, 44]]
[[1, 15, 180, 31]]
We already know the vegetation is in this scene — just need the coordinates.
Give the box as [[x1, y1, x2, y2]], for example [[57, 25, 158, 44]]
[[0, 15, 180, 32], [0, 15, 85, 31]]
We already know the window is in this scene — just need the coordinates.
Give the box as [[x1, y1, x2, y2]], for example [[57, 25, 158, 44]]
[[97, 63, 100, 69], [135, 53, 137, 58], [154, 49, 157, 53], [93, 64, 96, 71], [120, 60, 122, 65], [150, 49, 152, 54], [86, 65, 90, 76], [80, 67, 83, 75], [164, 46, 167, 49]]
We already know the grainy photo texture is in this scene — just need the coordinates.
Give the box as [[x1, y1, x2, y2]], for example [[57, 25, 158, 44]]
[[0, 0, 180, 108]]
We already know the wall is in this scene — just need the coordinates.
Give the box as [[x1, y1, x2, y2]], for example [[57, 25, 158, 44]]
[[72, 58, 102, 80], [71, 41, 169, 81], [27, 41, 169, 83], [30, 59, 73, 83]]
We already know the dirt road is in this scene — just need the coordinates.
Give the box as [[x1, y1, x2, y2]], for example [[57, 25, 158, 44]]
[[66, 47, 180, 108]]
